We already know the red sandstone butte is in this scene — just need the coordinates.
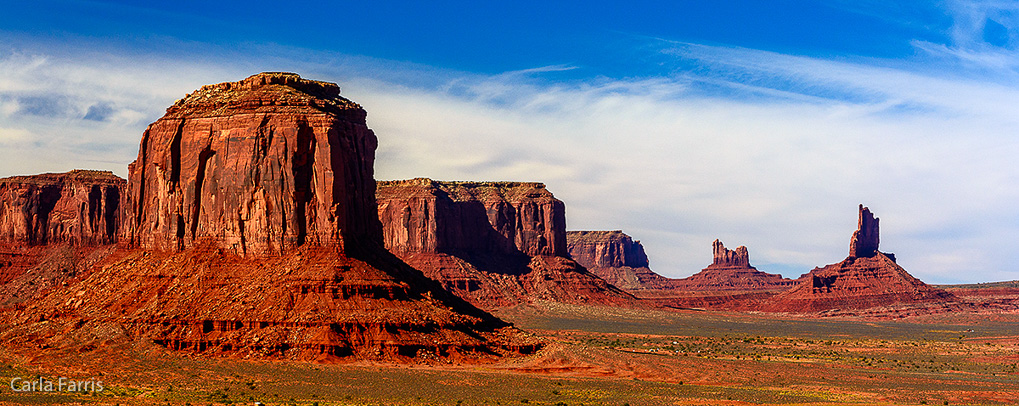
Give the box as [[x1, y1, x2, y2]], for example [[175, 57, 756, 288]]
[[566, 230, 667, 290], [674, 239, 796, 291], [763, 205, 955, 313], [123, 72, 381, 255], [0, 170, 124, 246], [377, 179, 637, 308], [0, 73, 537, 361], [567, 231, 793, 293], [0, 170, 124, 286]]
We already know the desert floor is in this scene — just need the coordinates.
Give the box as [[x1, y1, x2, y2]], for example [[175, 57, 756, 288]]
[[2, 302, 1018, 405]]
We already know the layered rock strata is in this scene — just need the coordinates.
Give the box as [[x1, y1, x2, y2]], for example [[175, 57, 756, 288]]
[[377, 179, 636, 308], [1, 73, 537, 361], [566, 230, 667, 290], [765, 205, 954, 312]]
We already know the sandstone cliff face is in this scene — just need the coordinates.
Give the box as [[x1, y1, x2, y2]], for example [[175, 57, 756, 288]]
[[765, 205, 954, 313], [377, 179, 636, 308], [1, 73, 536, 362], [378, 178, 566, 257], [123, 72, 381, 255], [566, 230, 665, 290], [0, 170, 124, 246]]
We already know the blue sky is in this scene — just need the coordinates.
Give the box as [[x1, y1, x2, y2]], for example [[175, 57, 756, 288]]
[[2, 1, 1019, 283]]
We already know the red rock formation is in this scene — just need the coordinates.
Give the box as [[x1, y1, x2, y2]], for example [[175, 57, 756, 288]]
[[850, 204, 880, 258], [123, 72, 382, 255], [566, 230, 666, 290], [0, 170, 124, 246], [709, 239, 749, 268], [568, 232, 793, 292], [764, 205, 955, 313], [0, 73, 537, 362], [378, 178, 566, 257], [0, 170, 123, 286], [377, 179, 637, 308], [674, 240, 796, 291]]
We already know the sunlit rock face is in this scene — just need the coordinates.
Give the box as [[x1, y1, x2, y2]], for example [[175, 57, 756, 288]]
[[123, 72, 382, 255]]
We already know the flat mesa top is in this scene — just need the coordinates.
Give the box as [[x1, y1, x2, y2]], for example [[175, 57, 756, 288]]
[[378, 178, 548, 190], [566, 230, 630, 241], [0, 169, 124, 185], [165, 72, 363, 118]]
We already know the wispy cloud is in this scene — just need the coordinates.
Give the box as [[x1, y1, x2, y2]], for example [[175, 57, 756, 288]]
[[1, 32, 1017, 284]]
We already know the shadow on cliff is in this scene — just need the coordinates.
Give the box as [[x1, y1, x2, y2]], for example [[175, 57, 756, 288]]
[[348, 239, 511, 329]]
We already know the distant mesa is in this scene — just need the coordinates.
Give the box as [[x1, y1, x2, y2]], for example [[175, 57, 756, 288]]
[[0, 170, 124, 246], [764, 205, 955, 313], [0, 73, 538, 362], [568, 231, 794, 293], [566, 230, 666, 290], [377, 179, 638, 308]]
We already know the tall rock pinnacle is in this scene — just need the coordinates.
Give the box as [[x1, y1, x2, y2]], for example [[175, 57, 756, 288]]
[[849, 204, 880, 258]]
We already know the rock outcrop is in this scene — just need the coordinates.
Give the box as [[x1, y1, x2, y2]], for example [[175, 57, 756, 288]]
[[764, 205, 954, 313], [567, 232, 793, 292], [0, 170, 124, 246], [850, 204, 880, 258], [1, 73, 537, 362], [378, 178, 566, 257], [675, 240, 796, 291], [377, 179, 637, 308], [566, 230, 667, 290], [123, 72, 381, 255]]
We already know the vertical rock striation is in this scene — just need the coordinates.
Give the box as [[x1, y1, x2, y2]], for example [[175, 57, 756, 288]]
[[378, 178, 566, 257], [123, 72, 382, 255], [0, 170, 124, 246], [377, 179, 636, 308]]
